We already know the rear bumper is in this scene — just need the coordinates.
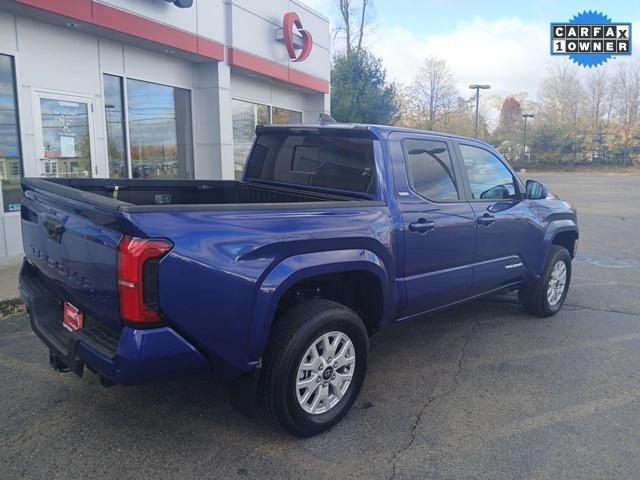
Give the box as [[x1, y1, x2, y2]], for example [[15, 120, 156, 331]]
[[19, 260, 211, 385]]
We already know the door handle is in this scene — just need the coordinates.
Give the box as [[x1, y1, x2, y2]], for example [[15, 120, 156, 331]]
[[409, 219, 435, 233], [476, 213, 496, 226]]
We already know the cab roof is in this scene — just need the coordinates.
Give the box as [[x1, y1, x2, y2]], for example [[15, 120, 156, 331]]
[[255, 123, 491, 146]]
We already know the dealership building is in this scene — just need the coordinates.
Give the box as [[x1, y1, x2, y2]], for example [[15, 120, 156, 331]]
[[0, 0, 330, 257]]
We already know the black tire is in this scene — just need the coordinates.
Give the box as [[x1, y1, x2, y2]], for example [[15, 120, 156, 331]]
[[519, 245, 572, 317], [259, 299, 368, 437]]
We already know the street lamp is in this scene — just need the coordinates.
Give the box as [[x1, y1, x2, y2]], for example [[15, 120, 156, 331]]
[[522, 113, 535, 171], [469, 84, 491, 138]]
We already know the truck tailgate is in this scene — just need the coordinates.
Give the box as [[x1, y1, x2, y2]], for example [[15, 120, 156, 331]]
[[21, 186, 123, 331]]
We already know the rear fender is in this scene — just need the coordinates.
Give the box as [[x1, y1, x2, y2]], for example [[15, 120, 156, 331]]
[[247, 249, 392, 362]]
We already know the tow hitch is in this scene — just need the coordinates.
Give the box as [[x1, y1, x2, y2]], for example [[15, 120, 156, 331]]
[[49, 352, 71, 373]]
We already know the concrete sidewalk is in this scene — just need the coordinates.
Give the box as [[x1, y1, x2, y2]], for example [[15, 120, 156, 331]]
[[0, 255, 22, 302]]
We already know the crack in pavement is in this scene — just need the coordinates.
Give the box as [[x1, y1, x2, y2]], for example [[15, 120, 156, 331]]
[[564, 303, 639, 318], [480, 298, 639, 318], [387, 319, 480, 480]]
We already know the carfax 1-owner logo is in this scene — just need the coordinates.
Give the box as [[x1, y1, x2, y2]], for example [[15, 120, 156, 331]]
[[551, 11, 632, 67]]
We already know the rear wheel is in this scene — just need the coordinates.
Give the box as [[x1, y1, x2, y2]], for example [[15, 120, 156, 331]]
[[519, 245, 572, 317], [259, 299, 368, 437]]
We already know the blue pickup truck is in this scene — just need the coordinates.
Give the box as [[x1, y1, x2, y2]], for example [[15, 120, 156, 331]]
[[19, 123, 578, 436]]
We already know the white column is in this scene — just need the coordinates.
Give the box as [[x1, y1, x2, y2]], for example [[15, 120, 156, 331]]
[[192, 61, 234, 180], [303, 91, 330, 123]]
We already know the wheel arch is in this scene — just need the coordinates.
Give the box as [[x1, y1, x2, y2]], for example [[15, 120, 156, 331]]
[[552, 230, 579, 258], [538, 222, 579, 276], [247, 249, 393, 363]]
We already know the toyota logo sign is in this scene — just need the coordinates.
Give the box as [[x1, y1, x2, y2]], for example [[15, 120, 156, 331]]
[[282, 12, 313, 62]]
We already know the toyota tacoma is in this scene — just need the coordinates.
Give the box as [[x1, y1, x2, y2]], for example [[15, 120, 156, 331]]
[[19, 123, 578, 436]]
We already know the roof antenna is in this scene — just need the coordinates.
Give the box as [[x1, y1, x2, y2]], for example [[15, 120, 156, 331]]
[[318, 113, 337, 124]]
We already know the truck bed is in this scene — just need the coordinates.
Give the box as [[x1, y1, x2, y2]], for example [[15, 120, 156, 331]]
[[22, 178, 369, 212]]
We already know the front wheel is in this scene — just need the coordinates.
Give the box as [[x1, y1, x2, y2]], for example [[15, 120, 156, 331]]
[[259, 299, 369, 437], [519, 245, 572, 317]]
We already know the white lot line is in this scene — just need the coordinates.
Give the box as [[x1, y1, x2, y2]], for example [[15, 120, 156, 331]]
[[404, 331, 640, 380], [397, 391, 640, 467], [492, 389, 639, 441], [475, 332, 640, 367]]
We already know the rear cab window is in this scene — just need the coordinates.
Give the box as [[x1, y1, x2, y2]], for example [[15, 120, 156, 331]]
[[245, 131, 376, 196]]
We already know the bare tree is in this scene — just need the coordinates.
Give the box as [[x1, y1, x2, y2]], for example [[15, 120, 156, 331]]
[[611, 62, 640, 165], [405, 55, 458, 130], [584, 67, 609, 162], [335, 0, 371, 55], [613, 63, 640, 128], [538, 61, 584, 125], [585, 67, 608, 136]]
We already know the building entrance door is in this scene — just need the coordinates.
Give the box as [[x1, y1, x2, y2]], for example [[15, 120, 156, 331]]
[[32, 92, 100, 178]]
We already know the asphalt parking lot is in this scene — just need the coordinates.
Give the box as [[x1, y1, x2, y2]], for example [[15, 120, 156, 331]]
[[1, 172, 639, 480]]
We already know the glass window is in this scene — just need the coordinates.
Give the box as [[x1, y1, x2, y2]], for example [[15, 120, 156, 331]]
[[39, 98, 92, 179], [272, 107, 302, 125], [460, 144, 517, 200], [232, 99, 269, 179], [246, 133, 375, 194], [127, 78, 193, 180], [232, 100, 303, 179], [0, 55, 22, 212], [104, 75, 127, 178], [404, 139, 458, 202]]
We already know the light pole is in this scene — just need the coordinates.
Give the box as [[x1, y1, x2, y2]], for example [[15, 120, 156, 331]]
[[469, 84, 490, 138], [522, 113, 534, 171]]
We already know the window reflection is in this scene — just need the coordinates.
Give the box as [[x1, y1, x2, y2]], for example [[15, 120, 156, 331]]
[[0, 55, 22, 212], [404, 139, 458, 202], [104, 75, 127, 178], [232, 100, 269, 180], [460, 145, 516, 199], [127, 79, 193, 179], [40, 99, 92, 179], [232, 99, 302, 179], [272, 107, 302, 125]]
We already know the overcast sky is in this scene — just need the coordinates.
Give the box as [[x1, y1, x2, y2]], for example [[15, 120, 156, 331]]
[[304, 0, 640, 99]]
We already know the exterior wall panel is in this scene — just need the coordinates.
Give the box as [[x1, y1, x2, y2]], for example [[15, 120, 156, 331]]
[[0, 10, 17, 51], [230, 5, 290, 67], [95, 0, 199, 36]]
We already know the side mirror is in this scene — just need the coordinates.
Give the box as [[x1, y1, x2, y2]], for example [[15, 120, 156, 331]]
[[480, 185, 510, 199], [525, 180, 548, 200]]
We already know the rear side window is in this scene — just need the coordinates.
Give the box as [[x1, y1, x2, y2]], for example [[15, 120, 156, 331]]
[[403, 139, 459, 202], [246, 133, 375, 194]]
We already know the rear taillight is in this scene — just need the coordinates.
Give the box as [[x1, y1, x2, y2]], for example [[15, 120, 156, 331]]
[[118, 236, 172, 325]]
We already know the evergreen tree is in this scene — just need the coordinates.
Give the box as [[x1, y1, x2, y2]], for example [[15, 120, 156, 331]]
[[330, 49, 399, 125]]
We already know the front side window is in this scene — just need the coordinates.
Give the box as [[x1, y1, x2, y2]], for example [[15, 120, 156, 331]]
[[126, 79, 193, 179], [0, 55, 22, 212], [403, 139, 458, 202], [459, 144, 517, 200]]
